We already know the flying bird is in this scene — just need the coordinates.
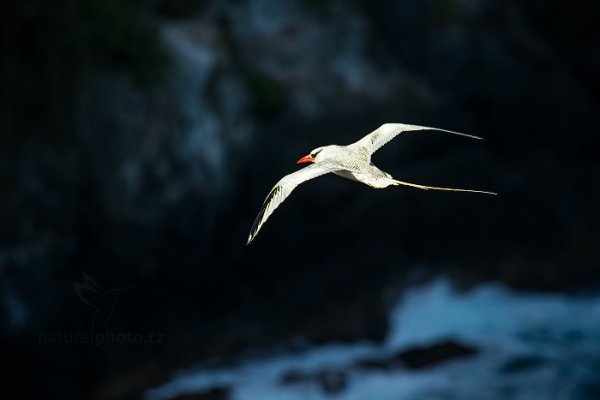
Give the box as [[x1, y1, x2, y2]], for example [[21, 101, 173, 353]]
[[247, 123, 496, 244]]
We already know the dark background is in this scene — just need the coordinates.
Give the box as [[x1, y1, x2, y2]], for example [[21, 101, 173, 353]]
[[1, 0, 599, 398]]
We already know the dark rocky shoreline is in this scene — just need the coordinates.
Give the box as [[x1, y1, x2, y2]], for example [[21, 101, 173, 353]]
[[2, 1, 600, 399]]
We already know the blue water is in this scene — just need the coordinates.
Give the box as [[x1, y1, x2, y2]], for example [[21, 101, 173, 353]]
[[146, 278, 600, 400]]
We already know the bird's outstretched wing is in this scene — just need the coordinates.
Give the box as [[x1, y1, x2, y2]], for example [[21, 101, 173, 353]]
[[247, 163, 337, 245], [350, 123, 483, 159]]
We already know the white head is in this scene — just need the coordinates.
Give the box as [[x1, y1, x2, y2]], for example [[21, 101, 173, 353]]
[[296, 145, 336, 164]]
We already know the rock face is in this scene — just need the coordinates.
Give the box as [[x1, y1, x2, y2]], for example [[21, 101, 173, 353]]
[[223, 0, 412, 117], [75, 12, 253, 227], [394, 340, 479, 369], [171, 387, 229, 400], [278, 340, 477, 396], [354, 340, 478, 370], [2, 0, 600, 399]]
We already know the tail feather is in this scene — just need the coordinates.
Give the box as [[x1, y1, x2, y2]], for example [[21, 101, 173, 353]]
[[392, 179, 497, 195]]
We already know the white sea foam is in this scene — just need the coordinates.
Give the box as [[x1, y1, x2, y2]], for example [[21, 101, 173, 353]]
[[146, 278, 600, 400]]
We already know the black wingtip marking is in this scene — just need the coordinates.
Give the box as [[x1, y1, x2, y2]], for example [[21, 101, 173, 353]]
[[247, 186, 281, 245], [247, 207, 266, 245]]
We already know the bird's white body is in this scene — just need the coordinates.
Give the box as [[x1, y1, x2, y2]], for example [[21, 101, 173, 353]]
[[308, 145, 395, 188], [247, 123, 496, 244]]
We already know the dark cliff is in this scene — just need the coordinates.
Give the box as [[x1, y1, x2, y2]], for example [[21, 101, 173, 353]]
[[1, 1, 599, 398]]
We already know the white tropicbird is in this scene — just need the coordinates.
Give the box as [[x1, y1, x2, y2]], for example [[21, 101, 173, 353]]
[[247, 123, 496, 244]]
